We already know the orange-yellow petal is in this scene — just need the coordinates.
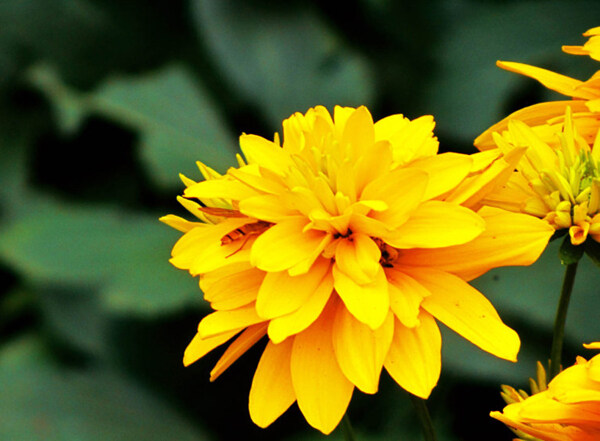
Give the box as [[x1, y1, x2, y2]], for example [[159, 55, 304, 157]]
[[332, 306, 394, 394], [333, 264, 389, 330], [251, 217, 327, 272], [210, 323, 268, 381], [396, 206, 553, 281], [386, 268, 429, 328], [290, 301, 354, 435], [198, 303, 265, 339], [249, 338, 296, 428], [413, 267, 520, 362], [334, 233, 381, 285], [256, 258, 330, 319], [384, 200, 485, 249], [408, 152, 473, 200], [183, 329, 239, 367], [384, 312, 441, 399], [267, 270, 334, 344]]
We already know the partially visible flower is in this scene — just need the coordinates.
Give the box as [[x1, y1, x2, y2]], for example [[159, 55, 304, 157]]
[[481, 107, 600, 245], [475, 27, 600, 150], [161, 105, 553, 434], [491, 342, 600, 441]]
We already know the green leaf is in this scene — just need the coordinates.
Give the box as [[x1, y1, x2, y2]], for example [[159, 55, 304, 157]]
[[28, 63, 237, 188], [0, 201, 202, 316], [191, 0, 375, 128], [420, 1, 600, 145], [558, 234, 584, 265], [0, 335, 211, 441]]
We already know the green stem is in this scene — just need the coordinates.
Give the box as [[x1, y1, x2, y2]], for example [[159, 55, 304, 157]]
[[409, 394, 437, 441], [341, 414, 358, 441], [549, 261, 579, 379]]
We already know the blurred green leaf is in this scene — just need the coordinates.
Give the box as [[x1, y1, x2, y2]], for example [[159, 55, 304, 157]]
[[472, 239, 600, 351], [0, 335, 211, 441], [0, 201, 201, 316], [28, 63, 237, 188], [191, 0, 375, 129], [420, 0, 600, 145]]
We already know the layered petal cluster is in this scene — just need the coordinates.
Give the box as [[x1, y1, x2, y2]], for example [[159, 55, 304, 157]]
[[161, 105, 553, 434], [480, 107, 600, 245], [475, 27, 600, 151], [491, 342, 600, 441]]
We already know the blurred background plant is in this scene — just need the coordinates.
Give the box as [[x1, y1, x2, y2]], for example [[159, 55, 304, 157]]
[[2, 1, 600, 440]]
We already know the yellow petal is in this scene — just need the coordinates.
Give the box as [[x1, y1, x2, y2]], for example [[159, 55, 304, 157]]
[[249, 338, 296, 428], [341, 105, 375, 160], [408, 152, 473, 200], [201, 264, 264, 310], [396, 206, 553, 281], [290, 301, 354, 435], [251, 217, 327, 272], [384, 200, 485, 249], [268, 269, 334, 344], [361, 168, 429, 228], [159, 214, 199, 233], [386, 268, 429, 328], [333, 264, 389, 330], [332, 306, 393, 394], [474, 100, 587, 150], [497, 61, 592, 99], [239, 134, 293, 175], [334, 233, 381, 285], [414, 267, 520, 362], [210, 323, 268, 381], [256, 258, 330, 319], [239, 194, 298, 222], [184, 178, 258, 200], [197, 303, 265, 339], [384, 312, 441, 399], [183, 329, 239, 367], [170, 218, 254, 275]]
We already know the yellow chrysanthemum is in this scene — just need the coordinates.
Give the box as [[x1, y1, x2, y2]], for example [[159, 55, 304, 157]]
[[481, 107, 600, 245], [475, 27, 600, 150], [491, 342, 600, 441], [161, 105, 553, 434]]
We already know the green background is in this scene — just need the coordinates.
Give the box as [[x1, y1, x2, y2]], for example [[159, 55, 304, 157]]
[[1, 1, 600, 440]]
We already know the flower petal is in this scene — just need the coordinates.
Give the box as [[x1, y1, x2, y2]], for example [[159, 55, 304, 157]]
[[268, 269, 334, 344], [291, 300, 354, 435], [249, 338, 296, 428], [386, 268, 429, 328], [413, 267, 520, 362], [334, 233, 381, 285], [239, 134, 294, 175], [183, 329, 239, 367], [333, 264, 389, 330], [408, 153, 473, 200], [198, 303, 265, 339], [239, 194, 298, 222], [384, 312, 441, 399], [384, 200, 485, 249], [497, 61, 592, 99], [361, 168, 429, 228], [251, 217, 327, 272], [201, 264, 264, 310], [332, 306, 394, 394], [210, 323, 268, 381], [396, 206, 553, 281], [256, 258, 330, 319]]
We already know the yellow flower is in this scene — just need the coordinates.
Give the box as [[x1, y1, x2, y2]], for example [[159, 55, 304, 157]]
[[161, 105, 553, 434], [475, 27, 600, 151], [481, 107, 600, 245], [491, 342, 600, 441]]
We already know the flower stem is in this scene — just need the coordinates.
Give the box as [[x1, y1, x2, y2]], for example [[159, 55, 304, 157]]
[[409, 394, 437, 441], [341, 414, 358, 441], [549, 261, 579, 379]]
